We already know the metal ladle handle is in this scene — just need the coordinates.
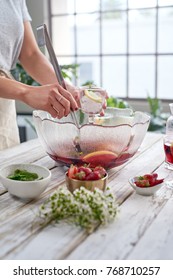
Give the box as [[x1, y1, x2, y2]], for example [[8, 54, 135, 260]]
[[36, 24, 79, 128]]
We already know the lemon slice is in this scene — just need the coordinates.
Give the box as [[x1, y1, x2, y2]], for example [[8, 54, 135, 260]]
[[84, 89, 102, 103]]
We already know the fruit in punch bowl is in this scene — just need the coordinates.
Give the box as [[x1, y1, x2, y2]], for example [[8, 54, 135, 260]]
[[33, 107, 150, 170]]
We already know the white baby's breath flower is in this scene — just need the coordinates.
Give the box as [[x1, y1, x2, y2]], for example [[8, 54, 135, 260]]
[[38, 185, 118, 231]]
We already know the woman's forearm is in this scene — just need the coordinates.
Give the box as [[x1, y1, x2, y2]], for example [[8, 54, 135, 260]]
[[19, 21, 57, 86], [0, 76, 78, 118], [0, 77, 27, 100], [19, 50, 58, 86]]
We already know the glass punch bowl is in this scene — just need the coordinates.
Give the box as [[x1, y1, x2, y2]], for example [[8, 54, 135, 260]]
[[33, 108, 150, 170]]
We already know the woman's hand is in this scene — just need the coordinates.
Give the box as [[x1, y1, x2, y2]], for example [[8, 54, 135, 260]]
[[22, 83, 78, 118], [65, 82, 80, 106], [65, 82, 109, 115], [99, 90, 108, 116]]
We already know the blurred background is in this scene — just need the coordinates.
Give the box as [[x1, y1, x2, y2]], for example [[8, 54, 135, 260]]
[[16, 0, 173, 141]]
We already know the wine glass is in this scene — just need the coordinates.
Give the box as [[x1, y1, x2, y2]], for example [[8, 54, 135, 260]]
[[163, 135, 173, 188], [79, 86, 107, 123]]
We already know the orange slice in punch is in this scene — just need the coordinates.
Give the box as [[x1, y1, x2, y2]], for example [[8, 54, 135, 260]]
[[83, 150, 118, 168], [170, 143, 173, 156]]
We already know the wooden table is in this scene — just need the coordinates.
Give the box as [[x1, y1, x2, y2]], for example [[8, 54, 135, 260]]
[[0, 132, 173, 260]]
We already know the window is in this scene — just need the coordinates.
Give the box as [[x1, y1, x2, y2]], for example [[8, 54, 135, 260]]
[[49, 0, 173, 100]]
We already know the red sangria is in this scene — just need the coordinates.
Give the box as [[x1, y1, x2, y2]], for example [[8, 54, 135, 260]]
[[33, 108, 150, 171], [163, 137, 173, 170], [48, 149, 133, 170]]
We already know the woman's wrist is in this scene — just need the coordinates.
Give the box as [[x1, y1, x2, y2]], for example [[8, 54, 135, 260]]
[[16, 83, 30, 103], [0, 77, 28, 101]]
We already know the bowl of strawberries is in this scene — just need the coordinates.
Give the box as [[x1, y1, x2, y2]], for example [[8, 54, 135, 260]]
[[129, 173, 164, 196], [66, 164, 108, 192]]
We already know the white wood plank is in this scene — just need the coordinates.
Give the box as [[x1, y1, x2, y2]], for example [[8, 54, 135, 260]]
[[0, 145, 46, 169], [0, 182, 87, 260], [0, 139, 40, 160], [66, 186, 173, 260], [127, 196, 173, 259], [0, 132, 169, 260], [6, 223, 86, 260], [0, 166, 66, 221], [2, 153, 168, 260]]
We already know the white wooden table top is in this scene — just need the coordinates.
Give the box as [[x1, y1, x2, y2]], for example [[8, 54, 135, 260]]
[[0, 132, 173, 260]]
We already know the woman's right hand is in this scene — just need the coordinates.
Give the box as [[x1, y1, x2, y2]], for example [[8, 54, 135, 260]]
[[22, 83, 79, 118]]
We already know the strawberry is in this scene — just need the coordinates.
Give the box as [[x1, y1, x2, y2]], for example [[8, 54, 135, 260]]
[[152, 173, 158, 179], [134, 173, 164, 188], [75, 171, 86, 180], [78, 166, 92, 176], [154, 179, 164, 185], [135, 179, 150, 188], [85, 171, 102, 181], [68, 165, 78, 179], [143, 174, 156, 186], [67, 164, 107, 181], [93, 166, 106, 177]]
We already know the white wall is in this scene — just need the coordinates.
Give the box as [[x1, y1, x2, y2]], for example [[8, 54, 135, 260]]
[[26, 0, 48, 36]]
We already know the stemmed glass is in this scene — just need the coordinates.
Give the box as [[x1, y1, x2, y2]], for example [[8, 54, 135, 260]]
[[79, 86, 107, 123], [163, 135, 173, 188]]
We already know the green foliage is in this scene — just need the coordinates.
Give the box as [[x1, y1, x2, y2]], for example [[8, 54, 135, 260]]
[[102, 0, 122, 19], [11, 63, 40, 86], [82, 80, 96, 87], [61, 64, 79, 81], [147, 96, 167, 133], [107, 96, 130, 109], [11, 62, 79, 84], [147, 96, 161, 118]]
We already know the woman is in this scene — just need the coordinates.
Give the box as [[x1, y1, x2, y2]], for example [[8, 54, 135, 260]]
[[0, 0, 79, 150]]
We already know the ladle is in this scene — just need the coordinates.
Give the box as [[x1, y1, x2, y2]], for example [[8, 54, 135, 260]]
[[36, 24, 82, 154]]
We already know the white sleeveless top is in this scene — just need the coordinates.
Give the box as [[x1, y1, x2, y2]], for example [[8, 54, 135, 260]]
[[0, 0, 31, 150]]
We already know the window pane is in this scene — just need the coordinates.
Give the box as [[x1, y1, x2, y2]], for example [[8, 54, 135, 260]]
[[101, 0, 127, 11], [158, 8, 173, 53], [76, 0, 100, 13], [50, 0, 173, 102], [52, 16, 75, 55], [57, 57, 77, 83], [102, 57, 127, 98], [128, 0, 157, 9], [102, 12, 127, 54], [77, 57, 101, 86], [129, 9, 156, 53], [76, 14, 100, 55], [129, 56, 155, 98], [51, 0, 75, 14], [158, 56, 173, 99], [158, 0, 173, 6]]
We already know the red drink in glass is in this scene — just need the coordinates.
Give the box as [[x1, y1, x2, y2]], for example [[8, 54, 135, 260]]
[[164, 142, 173, 164], [163, 136, 173, 170]]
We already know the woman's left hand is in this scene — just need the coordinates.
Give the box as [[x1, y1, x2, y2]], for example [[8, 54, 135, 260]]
[[65, 82, 80, 106], [65, 82, 108, 115]]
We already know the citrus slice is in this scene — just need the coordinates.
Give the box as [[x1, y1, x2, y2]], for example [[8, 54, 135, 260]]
[[83, 150, 118, 168], [170, 142, 173, 156], [84, 89, 102, 103]]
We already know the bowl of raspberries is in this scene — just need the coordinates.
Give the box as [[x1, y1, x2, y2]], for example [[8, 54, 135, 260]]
[[66, 164, 108, 192], [129, 173, 164, 196]]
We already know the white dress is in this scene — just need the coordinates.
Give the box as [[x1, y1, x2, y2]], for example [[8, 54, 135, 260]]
[[0, 0, 31, 150]]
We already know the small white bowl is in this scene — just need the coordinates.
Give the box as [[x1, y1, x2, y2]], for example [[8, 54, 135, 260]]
[[0, 163, 51, 199], [129, 176, 164, 196]]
